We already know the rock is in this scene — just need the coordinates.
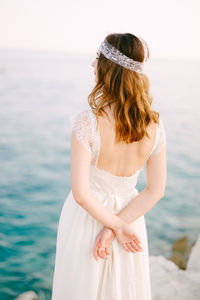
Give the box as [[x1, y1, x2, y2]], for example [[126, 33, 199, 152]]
[[169, 236, 193, 269], [149, 233, 200, 300], [14, 290, 40, 300], [149, 255, 180, 299], [187, 232, 200, 272]]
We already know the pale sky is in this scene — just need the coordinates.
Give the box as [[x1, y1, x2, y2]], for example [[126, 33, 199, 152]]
[[0, 0, 200, 60]]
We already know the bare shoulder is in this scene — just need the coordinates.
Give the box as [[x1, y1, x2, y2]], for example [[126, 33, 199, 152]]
[[96, 105, 116, 129], [139, 120, 158, 147]]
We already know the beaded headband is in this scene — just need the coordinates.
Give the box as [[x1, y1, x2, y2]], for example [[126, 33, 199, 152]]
[[99, 36, 149, 74]]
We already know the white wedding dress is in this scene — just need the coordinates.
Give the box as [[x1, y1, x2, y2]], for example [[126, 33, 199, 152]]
[[51, 107, 166, 300]]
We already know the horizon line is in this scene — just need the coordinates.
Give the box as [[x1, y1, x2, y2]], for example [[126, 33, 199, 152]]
[[0, 46, 199, 63]]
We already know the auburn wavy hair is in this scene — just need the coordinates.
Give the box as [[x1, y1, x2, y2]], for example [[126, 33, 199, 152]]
[[88, 32, 159, 143]]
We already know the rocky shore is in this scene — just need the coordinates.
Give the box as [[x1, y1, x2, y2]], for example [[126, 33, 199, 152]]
[[15, 233, 200, 300], [150, 233, 200, 299]]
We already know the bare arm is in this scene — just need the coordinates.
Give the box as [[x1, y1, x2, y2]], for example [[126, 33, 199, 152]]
[[115, 145, 167, 224], [71, 130, 126, 231]]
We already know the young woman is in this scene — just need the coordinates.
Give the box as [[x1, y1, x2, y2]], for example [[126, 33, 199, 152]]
[[51, 33, 167, 300]]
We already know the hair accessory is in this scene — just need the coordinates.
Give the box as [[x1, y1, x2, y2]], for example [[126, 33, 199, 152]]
[[99, 36, 149, 74]]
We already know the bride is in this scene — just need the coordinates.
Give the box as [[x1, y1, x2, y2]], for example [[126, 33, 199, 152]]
[[51, 32, 167, 300]]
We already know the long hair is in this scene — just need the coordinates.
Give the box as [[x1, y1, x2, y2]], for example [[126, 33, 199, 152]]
[[88, 33, 159, 143]]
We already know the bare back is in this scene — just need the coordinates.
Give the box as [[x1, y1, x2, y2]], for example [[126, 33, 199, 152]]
[[96, 105, 157, 177]]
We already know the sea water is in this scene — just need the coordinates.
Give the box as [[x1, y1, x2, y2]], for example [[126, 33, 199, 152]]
[[0, 49, 199, 299]]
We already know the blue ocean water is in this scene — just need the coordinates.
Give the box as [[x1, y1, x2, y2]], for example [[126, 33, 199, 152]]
[[0, 49, 199, 300]]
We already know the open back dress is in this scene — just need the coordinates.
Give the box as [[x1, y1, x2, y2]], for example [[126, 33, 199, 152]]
[[51, 106, 166, 300]]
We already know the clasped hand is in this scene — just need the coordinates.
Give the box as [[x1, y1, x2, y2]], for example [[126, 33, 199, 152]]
[[93, 223, 143, 261]]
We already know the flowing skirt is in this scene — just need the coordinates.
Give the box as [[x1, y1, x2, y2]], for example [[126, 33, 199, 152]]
[[51, 190, 152, 300]]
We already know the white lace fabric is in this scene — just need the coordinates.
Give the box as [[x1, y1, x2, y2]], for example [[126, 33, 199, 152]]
[[71, 110, 94, 153], [151, 119, 166, 155], [71, 108, 166, 166], [99, 36, 149, 74]]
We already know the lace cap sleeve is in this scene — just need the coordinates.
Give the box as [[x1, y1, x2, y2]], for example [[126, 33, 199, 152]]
[[71, 109, 93, 153], [151, 118, 166, 155]]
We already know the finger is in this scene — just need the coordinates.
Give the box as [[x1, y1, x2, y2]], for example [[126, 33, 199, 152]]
[[116, 235, 132, 252], [133, 235, 142, 244], [101, 247, 107, 259], [128, 241, 138, 252], [104, 247, 110, 259], [93, 238, 101, 261], [104, 248, 109, 259], [93, 243, 100, 261], [131, 240, 141, 251], [134, 239, 143, 250], [98, 246, 106, 259], [122, 243, 131, 252], [125, 242, 136, 252], [101, 247, 106, 258], [131, 240, 142, 252], [103, 250, 109, 260], [129, 241, 139, 252], [97, 247, 103, 258], [105, 247, 110, 255]]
